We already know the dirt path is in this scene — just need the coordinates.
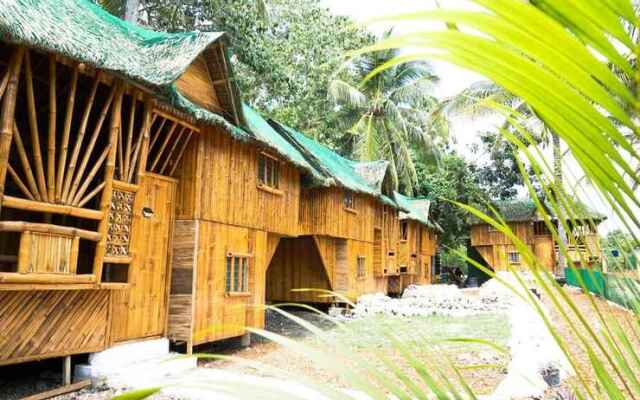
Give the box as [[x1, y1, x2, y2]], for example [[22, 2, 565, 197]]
[[540, 286, 639, 399]]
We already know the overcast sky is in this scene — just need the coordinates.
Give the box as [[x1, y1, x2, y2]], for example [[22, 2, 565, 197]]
[[323, 0, 626, 234]]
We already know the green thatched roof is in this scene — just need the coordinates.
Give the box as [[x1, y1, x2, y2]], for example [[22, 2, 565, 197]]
[[468, 198, 607, 225], [0, 0, 246, 136]]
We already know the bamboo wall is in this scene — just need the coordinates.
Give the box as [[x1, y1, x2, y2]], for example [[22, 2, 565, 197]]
[[299, 188, 375, 242], [0, 290, 110, 366], [471, 222, 555, 271], [174, 125, 302, 236], [399, 221, 438, 288], [266, 235, 390, 303], [167, 219, 279, 349]]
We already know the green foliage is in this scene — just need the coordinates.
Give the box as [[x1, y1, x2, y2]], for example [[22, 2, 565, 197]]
[[472, 131, 539, 200], [603, 229, 640, 271], [328, 42, 447, 193], [414, 152, 486, 248], [125, 0, 374, 144]]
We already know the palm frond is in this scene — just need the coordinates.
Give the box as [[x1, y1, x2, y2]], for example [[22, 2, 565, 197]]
[[328, 79, 367, 109]]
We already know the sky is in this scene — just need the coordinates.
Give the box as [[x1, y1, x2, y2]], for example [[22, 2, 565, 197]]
[[323, 0, 626, 234]]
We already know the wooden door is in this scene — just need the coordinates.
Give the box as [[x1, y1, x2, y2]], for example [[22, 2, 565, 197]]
[[111, 174, 177, 342], [534, 236, 555, 271]]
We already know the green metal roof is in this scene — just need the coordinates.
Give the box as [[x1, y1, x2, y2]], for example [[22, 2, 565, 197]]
[[242, 104, 325, 183], [270, 121, 391, 197], [395, 192, 440, 230]]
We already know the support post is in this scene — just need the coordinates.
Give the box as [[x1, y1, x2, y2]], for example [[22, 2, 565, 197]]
[[93, 83, 123, 283], [63, 355, 71, 386], [0, 47, 25, 214], [240, 333, 251, 348]]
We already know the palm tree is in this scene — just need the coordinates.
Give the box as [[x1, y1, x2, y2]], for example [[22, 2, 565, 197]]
[[328, 46, 447, 194], [439, 80, 569, 275]]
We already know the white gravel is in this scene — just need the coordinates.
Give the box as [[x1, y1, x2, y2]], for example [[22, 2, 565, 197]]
[[350, 284, 512, 319]]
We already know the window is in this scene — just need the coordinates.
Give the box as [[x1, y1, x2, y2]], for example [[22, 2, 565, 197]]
[[533, 221, 549, 236], [344, 191, 356, 211], [508, 252, 521, 264], [488, 225, 499, 233], [357, 256, 366, 278], [424, 262, 429, 278], [225, 254, 250, 293], [258, 153, 279, 189], [400, 221, 408, 241]]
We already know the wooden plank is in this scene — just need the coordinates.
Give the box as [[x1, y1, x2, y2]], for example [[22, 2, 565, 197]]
[[20, 380, 91, 400]]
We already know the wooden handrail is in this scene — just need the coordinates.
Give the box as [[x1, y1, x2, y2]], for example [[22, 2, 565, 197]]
[[0, 221, 101, 241], [2, 195, 103, 220], [0, 273, 95, 284]]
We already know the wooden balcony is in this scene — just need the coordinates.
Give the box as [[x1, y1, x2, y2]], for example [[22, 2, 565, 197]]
[[0, 222, 101, 290]]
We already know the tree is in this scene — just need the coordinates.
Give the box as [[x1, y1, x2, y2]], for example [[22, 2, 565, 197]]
[[437, 80, 568, 275], [98, 0, 375, 144], [471, 131, 539, 200], [328, 44, 448, 194], [414, 152, 486, 249]]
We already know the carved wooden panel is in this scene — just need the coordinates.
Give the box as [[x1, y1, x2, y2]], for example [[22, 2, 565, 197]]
[[106, 188, 135, 257]]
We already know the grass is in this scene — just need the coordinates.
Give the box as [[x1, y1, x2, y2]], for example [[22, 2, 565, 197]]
[[327, 313, 510, 352]]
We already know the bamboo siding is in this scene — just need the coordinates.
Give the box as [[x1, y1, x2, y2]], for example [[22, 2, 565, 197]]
[[299, 188, 376, 241], [174, 126, 301, 236], [0, 290, 109, 366]]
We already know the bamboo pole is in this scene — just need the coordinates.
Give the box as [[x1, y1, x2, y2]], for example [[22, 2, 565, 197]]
[[65, 85, 116, 203], [61, 71, 101, 203], [127, 112, 157, 183], [147, 117, 166, 153], [56, 66, 78, 202], [123, 90, 137, 181], [24, 51, 48, 202], [133, 99, 154, 183], [77, 181, 106, 208], [0, 68, 9, 100], [168, 130, 194, 176], [6, 164, 34, 200], [160, 129, 190, 175], [93, 83, 123, 283], [71, 144, 111, 206], [149, 121, 178, 172], [12, 122, 40, 200], [2, 195, 103, 220], [47, 55, 56, 201]]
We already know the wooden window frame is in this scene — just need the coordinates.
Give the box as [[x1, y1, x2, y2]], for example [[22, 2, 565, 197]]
[[343, 191, 357, 213], [400, 220, 408, 241], [508, 251, 521, 265], [225, 253, 251, 295], [357, 256, 366, 279], [257, 152, 280, 192]]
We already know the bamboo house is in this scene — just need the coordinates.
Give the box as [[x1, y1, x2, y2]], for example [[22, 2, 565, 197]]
[[469, 199, 606, 271], [0, 0, 441, 368]]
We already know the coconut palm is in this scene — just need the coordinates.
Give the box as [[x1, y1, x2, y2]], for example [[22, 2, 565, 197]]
[[440, 80, 569, 275], [328, 46, 448, 194]]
